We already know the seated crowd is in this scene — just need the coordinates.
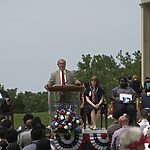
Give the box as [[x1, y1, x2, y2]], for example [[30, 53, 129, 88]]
[[0, 113, 53, 150]]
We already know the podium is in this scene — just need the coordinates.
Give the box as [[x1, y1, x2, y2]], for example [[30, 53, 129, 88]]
[[47, 86, 83, 121], [47, 86, 83, 92]]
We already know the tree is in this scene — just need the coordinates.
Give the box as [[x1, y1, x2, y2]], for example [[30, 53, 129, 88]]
[[116, 50, 141, 78]]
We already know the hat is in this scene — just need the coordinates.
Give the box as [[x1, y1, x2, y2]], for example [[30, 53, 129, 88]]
[[127, 136, 150, 149]]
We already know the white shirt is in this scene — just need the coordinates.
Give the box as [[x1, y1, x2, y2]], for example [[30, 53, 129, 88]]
[[60, 70, 66, 85], [138, 119, 149, 131]]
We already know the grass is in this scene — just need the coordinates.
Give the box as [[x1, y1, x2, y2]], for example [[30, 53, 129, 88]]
[[14, 112, 50, 129], [14, 112, 113, 129]]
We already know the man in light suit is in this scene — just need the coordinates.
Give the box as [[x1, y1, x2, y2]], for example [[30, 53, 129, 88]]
[[45, 59, 81, 113], [45, 59, 81, 88]]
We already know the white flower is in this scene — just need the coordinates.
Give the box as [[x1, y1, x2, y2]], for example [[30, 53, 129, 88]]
[[60, 115, 64, 120], [65, 115, 69, 119], [72, 117, 75, 122], [54, 115, 57, 118], [62, 121, 66, 125], [55, 122, 58, 126], [66, 112, 70, 115], [64, 125, 68, 129], [68, 123, 72, 126], [76, 120, 80, 124]]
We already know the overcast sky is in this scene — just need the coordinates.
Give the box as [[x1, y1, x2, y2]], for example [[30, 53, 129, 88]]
[[0, 0, 141, 92]]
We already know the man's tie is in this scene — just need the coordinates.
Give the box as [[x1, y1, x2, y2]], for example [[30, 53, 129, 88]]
[[61, 70, 65, 86]]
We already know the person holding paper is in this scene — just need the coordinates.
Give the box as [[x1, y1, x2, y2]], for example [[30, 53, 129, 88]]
[[111, 76, 136, 124]]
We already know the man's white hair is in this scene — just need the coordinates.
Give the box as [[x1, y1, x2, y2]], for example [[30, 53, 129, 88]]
[[119, 127, 142, 150]]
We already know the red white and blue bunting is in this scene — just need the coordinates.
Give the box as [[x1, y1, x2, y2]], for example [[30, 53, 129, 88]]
[[89, 133, 109, 150], [54, 133, 110, 150], [54, 132, 83, 150]]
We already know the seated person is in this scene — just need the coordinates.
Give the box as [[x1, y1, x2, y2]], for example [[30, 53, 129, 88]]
[[120, 127, 150, 150], [107, 109, 122, 142], [80, 82, 91, 127], [111, 76, 136, 124], [85, 75, 105, 130], [138, 109, 149, 131]]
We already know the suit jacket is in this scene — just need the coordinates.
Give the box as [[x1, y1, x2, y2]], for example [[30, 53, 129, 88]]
[[47, 69, 78, 86]]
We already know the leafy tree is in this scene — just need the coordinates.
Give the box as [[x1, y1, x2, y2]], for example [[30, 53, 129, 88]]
[[15, 92, 26, 113], [116, 50, 141, 78]]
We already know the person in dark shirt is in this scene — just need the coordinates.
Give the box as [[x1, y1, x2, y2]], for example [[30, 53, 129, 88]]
[[111, 76, 136, 124], [36, 138, 51, 150], [130, 75, 142, 113], [107, 109, 122, 142], [0, 127, 8, 150], [85, 76, 105, 130], [80, 82, 91, 127], [144, 76, 150, 93], [0, 85, 11, 114]]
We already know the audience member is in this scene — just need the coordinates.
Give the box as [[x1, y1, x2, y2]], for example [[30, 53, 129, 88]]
[[138, 109, 149, 131], [6, 144, 20, 150], [111, 76, 136, 124], [18, 116, 45, 149], [85, 75, 105, 130], [0, 127, 8, 150], [107, 109, 122, 142], [1, 119, 12, 129], [6, 129, 20, 150], [22, 127, 43, 150], [17, 113, 34, 148], [36, 138, 51, 150], [119, 127, 150, 150], [17, 113, 34, 133], [111, 115, 129, 150]]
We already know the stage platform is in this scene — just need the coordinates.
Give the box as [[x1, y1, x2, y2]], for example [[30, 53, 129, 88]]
[[53, 127, 110, 150]]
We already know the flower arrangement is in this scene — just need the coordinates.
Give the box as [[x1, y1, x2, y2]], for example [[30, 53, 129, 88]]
[[50, 107, 81, 134]]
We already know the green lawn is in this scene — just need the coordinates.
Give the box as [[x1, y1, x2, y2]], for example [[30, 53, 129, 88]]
[[14, 112, 113, 129], [14, 112, 50, 129]]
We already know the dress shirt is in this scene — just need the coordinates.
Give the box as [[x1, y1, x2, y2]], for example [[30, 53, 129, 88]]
[[111, 125, 129, 150], [60, 70, 66, 85]]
